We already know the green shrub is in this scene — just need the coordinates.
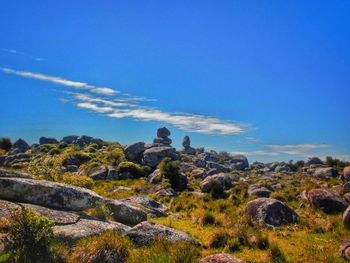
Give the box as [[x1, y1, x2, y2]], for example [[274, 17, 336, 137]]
[[158, 157, 185, 190], [117, 162, 144, 178], [69, 231, 131, 263], [8, 208, 55, 263], [105, 148, 126, 166], [0, 137, 12, 152], [269, 242, 287, 263], [225, 237, 241, 252]]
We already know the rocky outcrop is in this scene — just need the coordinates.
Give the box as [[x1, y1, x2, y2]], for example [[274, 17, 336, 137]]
[[39, 137, 59, 145], [153, 127, 172, 146], [310, 167, 339, 178], [104, 199, 147, 226], [0, 177, 104, 211], [125, 142, 145, 162], [182, 136, 196, 155], [125, 221, 198, 246], [229, 154, 249, 171], [142, 146, 178, 168], [87, 165, 108, 180], [0, 169, 32, 179], [2, 153, 30, 166], [9, 139, 30, 154], [306, 189, 347, 213], [245, 198, 298, 227], [200, 253, 246, 263], [61, 135, 79, 144]]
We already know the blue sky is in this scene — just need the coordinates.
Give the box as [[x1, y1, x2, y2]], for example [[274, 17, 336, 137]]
[[0, 1, 349, 162]]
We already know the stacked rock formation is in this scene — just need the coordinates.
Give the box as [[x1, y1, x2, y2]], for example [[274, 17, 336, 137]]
[[153, 127, 172, 146], [182, 136, 196, 155]]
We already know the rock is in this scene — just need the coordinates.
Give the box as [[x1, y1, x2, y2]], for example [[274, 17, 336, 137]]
[[62, 153, 91, 167], [122, 196, 168, 217], [153, 137, 172, 145], [197, 152, 219, 163], [344, 193, 350, 203], [125, 142, 145, 162], [200, 173, 239, 193], [142, 146, 178, 168], [54, 217, 130, 244], [313, 167, 339, 178], [0, 156, 5, 166], [342, 166, 350, 183], [248, 184, 272, 197], [125, 221, 198, 246], [10, 139, 30, 153], [88, 165, 108, 180], [39, 137, 59, 145], [155, 188, 177, 197], [0, 169, 32, 179], [191, 168, 207, 179], [0, 200, 21, 218], [230, 154, 249, 171], [148, 169, 162, 184], [110, 186, 131, 193], [340, 240, 350, 260], [21, 203, 80, 225], [245, 198, 298, 227], [179, 162, 197, 172], [306, 189, 347, 213], [3, 153, 30, 166], [75, 135, 104, 148], [206, 162, 230, 173], [274, 164, 291, 173], [200, 253, 246, 263], [61, 135, 79, 144], [343, 206, 350, 228], [106, 166, 118, 180], [105, 199, 147, 226], [157, 127, 171, 138], [182, 136, 191, 148], [194, 158, 207, 168], [0, 177, 104, 211], [65, 165, 78, 172]]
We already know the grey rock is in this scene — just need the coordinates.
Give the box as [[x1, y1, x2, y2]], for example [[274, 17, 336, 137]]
[[307, 189, 347, 213], [105, 199, 147, 226], [10, 139, 30, 153], [125, 221, 198, 246], [155, 188, 177, 197], [0, 199, 21, 218], [54, 217, 130, 244], [200, 173, 239, 193], [340, 240, 350, 260], [61, 135, 79, 144], [0, 169, 33, 179], [230, 154, 249, 171], [206, 162, 230, 173], [122, 196, 168, 217], [343, 206, 350, 228], [200, 253, 246, 263], [307, 157, 323, 165], [153, 137, 172, 145], [106, 166, 118, 180], [3, 153, 30, 166], [157, 127, 171, 138], [0, 177, 104, 211], [88, 165, 108, 180], [313, 167, 339, 178], [39, 137, 59, 145], [148, 169, 161, 184], [245, 198, 298, 227], [65, 165, 78, 172], [125, 142, 145, 162], [191, 168, 207, 179], [142, 146, 178, 168], [248, 184, 272, 198], [182, 136, 191, 148]]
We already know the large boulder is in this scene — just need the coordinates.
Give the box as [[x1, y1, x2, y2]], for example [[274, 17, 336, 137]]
[[313, 167, 339, 178], [200, 173, 239, 193], [0, 169, 32, 179], [105, 199, 147, 226], [230, 154, 249, 171], [87, 165, 108, 180], [0, 177, 104, 211], [306, 189, 347, 213], [142, 146, 178, 168], [307, 157, 323, 165], [3, 153, 30, 166], [125, 142, 145, 162], [157, 127, 171, 138], [39, 137, 59, 145], [206, 162, 230, 173], [10, 139, 30, 154], [125, 221, 198, 246], [54, 217, 130, 244], [342, 166, 350, 183], [121, 196, 168, 217], [61, 135, 79, 144], [245, 198, 298, 227], [200, 253, 246, 263]]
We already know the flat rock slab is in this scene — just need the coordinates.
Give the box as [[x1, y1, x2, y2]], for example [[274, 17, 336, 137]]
[[21, 203, 80, 225], [200, 253, 246, 263], [54, 217, 130, 244], [122, 196, 168, 217], [0, 199, 21, 217], [0, 169, 32, 179], [125, 221, 198, 246], [0, 177, 104, 211]]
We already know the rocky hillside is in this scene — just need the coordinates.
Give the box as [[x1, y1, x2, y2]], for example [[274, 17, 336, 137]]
[[0, 128, 350, 262]]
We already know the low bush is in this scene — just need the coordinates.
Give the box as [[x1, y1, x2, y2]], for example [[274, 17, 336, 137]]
[[192, 209, 216, 226], [208, 230, 230, 248], [69, 231, 131, 263], [158, 157, 185, 190], [0, 137, 12, 152], [117, 161, 144, 178]]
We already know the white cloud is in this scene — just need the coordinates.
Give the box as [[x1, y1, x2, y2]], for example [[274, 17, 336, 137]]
[[76, 102, 114, 113], [266, 144, 331, 155], [1, 67, 117, 96], [1, 48, 44, 61]]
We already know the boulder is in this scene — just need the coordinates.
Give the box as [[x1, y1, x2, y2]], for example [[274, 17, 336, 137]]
[[88, 165, 108, 180], [105, 199, 147, 226], [39, 137, 59, 145], [306, 189, 347, 213], [230, 154, 249, 171], [74, 135, 104, 148], [61, 135, 79, 144], [10, 139, 30, 153], [248, 184, 272, 198], [0, 177, 104, 211], [307, 157, 323, 165], [0, 169, 32, 179], [125, 221, 198, 246], [200, 173, 239, 193], [0, 200, 21, 218], [122, 196, 168, 217], [340, 240, 350, 260], [245, 198, 298, 227], [142, 146, 178, 168], [191, 168, 207, 179], [206, 162, 230, 173], [3, 153, 30, 166], [157, 127, 171, 138], [342, 166, 350, 183], [125, 142, 145, 162], [182, 136, 191, 148], [343, 206, 350, 228], [54, 217, 130, 244], [200, 253, 246, 263], [62, 153, 91, 167], [148, 169, 162, 184], [155, 188, 177, 197], [313, 167, 339, 178], [106, 166, 118, 180], [153, 137, 172, 145]]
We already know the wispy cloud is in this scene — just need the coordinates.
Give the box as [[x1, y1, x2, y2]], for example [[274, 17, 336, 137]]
[[266, 144, 331, 155], [1, 67, 250, 135], [1, 67, 118, 96], [1, 48, 44, 61]]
